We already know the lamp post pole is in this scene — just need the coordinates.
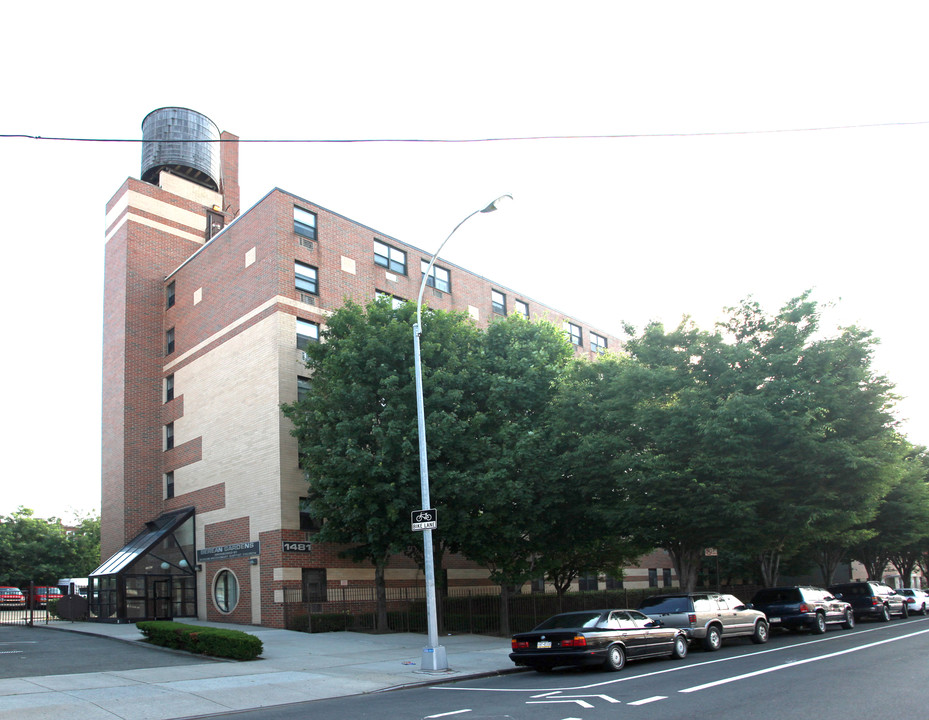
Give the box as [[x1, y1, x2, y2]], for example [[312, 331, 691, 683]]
[[413, 195, 512, 672]]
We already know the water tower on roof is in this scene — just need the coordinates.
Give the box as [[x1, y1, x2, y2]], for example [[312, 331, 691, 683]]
[[141, 107, 222, 192]]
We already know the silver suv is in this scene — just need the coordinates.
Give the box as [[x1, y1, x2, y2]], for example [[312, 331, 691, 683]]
[[639, 592, 769, 650]]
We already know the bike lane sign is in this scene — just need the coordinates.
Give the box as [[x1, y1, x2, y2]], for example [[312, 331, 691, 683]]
[[411, 508, 438, 531]]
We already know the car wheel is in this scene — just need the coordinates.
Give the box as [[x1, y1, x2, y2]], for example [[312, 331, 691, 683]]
[[879, 603, 891, 622], [900, 602, 909, 619], [841, 609, 855, 630], [751, 620, 770, 644], [671, 635, 688, 659], [703, 625, 722, 651], [604, 644, 626, 672], [812, 613, 827, 634]]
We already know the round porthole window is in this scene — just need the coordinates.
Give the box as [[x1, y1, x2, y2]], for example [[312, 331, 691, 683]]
[[214, 569, 239, 613]]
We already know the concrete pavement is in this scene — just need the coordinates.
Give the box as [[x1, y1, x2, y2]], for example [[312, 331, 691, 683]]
[[0, 619, 518, 719]]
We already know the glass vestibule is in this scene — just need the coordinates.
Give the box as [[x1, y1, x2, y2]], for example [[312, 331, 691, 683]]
[[88, 507, 197, 622]]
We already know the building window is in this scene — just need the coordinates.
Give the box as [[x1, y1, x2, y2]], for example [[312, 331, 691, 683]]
[[166, 281, 175, 309], [165, 327, 175, 355], [530, 577, 546, 594], [374, 240, 407, 275], [297, 376, 311, 402], [299, 497, 320, 531], [590, 332, 607, 354], [295, 261, 318, 295], [165, 423, 174, 450], [514, 299, 529, 318], [165, 374, 174, 403], [294, 206, 317, 240], [491, 290, 506, 315], [165, 471, 174, 499], [566, 322, 583, 347], [214, 570, 239, 613], [605, 575, 624, 590], [648, 568, 658, 587], [376, 290, 405, 309], [302, 568, 327, 603], [421, 260, 451, 293], [207, 210, 224, 240], [578, 574, 599, 592], [663, 568, 673, 587], [297, 318, 319, 349]]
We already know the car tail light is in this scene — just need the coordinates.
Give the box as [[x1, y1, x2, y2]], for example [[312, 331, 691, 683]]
[[906, 598, 915, 604], [512, 639, 529, 650], [560, 635, 588, 648], [688, 613, 697, 624], [872, 598, 882, 606], [799, 603, 811, 613]]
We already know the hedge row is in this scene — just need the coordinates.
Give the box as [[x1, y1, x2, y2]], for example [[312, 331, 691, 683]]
[[136, 621, 263, 660]]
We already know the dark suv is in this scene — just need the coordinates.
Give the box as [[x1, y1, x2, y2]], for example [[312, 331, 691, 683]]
[[638, 592, 769, 650], [750, 586, 854, 634], [827, 581, 908, 622]]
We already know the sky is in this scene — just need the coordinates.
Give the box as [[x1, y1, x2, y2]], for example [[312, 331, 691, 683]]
[[2, 2, 927, 523]]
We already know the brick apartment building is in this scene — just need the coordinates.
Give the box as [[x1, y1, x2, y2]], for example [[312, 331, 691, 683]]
[[93, 107, 673, 626]]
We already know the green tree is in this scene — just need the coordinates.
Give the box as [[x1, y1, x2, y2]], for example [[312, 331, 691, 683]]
[[448, 314, 575, 634], [0, 508, 100, 587], [282, 298, 482, 630], [707, 296, 899, 585], [537, 355, 652, 606]]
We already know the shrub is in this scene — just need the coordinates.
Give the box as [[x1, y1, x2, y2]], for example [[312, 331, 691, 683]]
[[136, 621, 263, 660]]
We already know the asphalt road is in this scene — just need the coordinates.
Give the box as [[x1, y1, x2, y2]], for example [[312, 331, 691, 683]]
[[200, 615, 929, 720], [0, 624, 223, 678]]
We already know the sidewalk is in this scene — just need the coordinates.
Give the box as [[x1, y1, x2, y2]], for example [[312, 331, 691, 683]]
[[0, 620, 518, 719]]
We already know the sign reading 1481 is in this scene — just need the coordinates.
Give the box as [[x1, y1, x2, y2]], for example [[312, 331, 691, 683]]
[[411, 509, 437, 531]]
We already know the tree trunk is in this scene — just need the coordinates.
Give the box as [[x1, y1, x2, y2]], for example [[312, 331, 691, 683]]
[[814, 546, 846, 586], [374, 560, 389, 632], [666, 543, 701, 592], [758, 549, 782, 587], [499, 584, 511, 637]]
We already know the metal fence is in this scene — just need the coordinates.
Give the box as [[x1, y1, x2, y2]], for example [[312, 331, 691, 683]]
[[0, 582, 87, 627], [280, 584, 764, 635]]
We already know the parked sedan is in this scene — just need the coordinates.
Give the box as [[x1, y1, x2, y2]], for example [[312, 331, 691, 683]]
[[750, 586, 855, 633], [509, 609, 688, 672], [897, 588, 929, 615], [0, 587, 26, 608]]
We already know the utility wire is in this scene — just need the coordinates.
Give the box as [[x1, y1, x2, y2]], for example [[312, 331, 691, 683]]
[[1, 120, 927, 144]]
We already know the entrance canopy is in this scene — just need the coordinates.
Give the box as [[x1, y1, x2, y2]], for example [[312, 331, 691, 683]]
[[89, 507, 196, 621]]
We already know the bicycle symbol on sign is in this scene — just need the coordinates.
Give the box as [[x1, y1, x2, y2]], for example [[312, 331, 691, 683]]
[[415, 512, 433, 522]]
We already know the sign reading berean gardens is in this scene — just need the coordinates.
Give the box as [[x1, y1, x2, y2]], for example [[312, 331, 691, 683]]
[[196, 541, 260, 562]]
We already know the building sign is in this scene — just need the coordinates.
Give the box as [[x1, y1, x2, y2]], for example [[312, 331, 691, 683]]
[[282, 541, 313, 553], [196, 541, 260, 562], [411, 508, 437, 531]]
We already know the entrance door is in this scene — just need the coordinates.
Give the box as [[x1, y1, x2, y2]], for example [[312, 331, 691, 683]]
[[152, 579, 173, 620]]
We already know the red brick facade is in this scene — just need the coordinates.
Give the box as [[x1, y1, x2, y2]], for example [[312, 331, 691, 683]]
[[101, 110, 655, 629]]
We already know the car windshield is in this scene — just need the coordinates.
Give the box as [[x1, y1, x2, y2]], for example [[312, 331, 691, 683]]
[[753, 588, 802, 603], [534, 612, 603, 630], [639, 596, 690, 613]]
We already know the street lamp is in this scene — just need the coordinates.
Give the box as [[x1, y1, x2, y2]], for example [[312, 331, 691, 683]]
[[413, 194, 512, 672]]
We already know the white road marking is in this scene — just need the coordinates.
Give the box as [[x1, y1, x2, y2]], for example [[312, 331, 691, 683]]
[[628, 696, 667, 706], [680, 627, 929, 693], [527, 699, 595, 709], [425, 710, 472, 718], [436, 618, 929, 695]]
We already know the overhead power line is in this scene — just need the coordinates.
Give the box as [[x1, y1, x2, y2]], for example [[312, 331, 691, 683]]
[[1, 120, 927, 144]]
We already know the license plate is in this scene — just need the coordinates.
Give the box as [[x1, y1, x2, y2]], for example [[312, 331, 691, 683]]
[[768, 617, 781, 623], [536, 640, 552, 649]]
